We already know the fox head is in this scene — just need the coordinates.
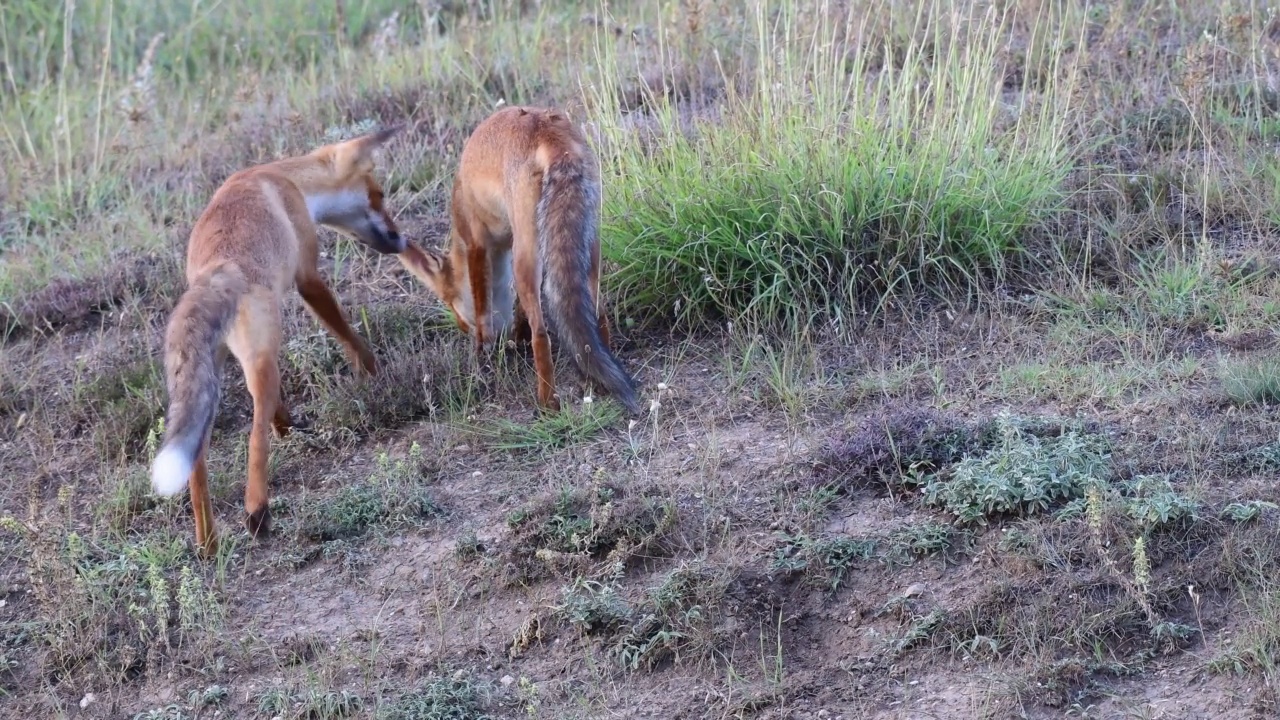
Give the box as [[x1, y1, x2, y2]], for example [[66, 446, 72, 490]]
[[307, 125, 405, 254], [397, 241, 474, 334]]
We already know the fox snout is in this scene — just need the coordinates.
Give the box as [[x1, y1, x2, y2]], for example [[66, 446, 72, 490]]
[[352, 209, 404, 254], [369, 225, 405, 254]]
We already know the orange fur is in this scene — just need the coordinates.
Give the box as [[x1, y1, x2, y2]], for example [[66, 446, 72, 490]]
[[151, 127, 402, 558], [397, 106, 641, 415]]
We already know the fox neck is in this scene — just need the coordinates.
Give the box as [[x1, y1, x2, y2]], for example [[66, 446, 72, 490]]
[[261, 155, 363, 226]]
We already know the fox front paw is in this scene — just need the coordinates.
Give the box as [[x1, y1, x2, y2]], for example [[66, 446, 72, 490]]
[[354, 345, 378, 376]]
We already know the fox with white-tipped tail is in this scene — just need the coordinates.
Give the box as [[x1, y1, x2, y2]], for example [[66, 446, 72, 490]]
[[151, 126, 403, 557]]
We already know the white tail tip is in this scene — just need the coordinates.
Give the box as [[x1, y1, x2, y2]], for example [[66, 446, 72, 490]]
[[151, 446, 193, 497]]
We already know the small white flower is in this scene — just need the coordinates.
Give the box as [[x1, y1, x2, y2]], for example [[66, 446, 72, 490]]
[[649, 399, 661, 413], [657, 382, 669, 392], [583, 395, 593, 405], [627, 420, 638, 431]]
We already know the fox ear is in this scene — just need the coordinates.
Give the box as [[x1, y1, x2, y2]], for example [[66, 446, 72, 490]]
[[331, 124, 402, 176], [368, 124, 403, 146], [353, 124, 403, 158]]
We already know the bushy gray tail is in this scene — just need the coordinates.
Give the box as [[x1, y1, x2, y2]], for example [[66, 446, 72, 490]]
[[150, 265, 245, 496], [537, 157, 641, 415]]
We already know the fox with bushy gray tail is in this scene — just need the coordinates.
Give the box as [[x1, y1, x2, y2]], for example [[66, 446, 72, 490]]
[[151, 126, 403, 557], [397, 105, 642, 415]]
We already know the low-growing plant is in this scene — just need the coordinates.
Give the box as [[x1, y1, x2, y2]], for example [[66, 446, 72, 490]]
[[771, 532, 876, 590], [465, 400, 624, 453], [554, 574, 633, 635], [256, 687, 292, 716], [1121, 475, 1199, 530], [885, 522, 955, 564], [295, 688, 364, 719], [502, 483, 677, 582], [912, 413, 1110, 524], [187, 684, 228, 708], [614, 564, 733, 671], [1222, 501, 1279, 523], [297, 443, 443, 542], [377, 675, 494, 720], [132, 706, 190, 720]]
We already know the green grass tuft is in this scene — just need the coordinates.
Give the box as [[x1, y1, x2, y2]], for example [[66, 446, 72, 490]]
[[1220, 356, 1280, 407], [591, 0, 1078, 327]]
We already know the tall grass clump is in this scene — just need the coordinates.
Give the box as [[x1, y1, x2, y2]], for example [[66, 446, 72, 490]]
[[589, 0, 1082, 329]]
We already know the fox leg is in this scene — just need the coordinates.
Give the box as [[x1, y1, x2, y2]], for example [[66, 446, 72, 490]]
[[240, 352, 281, 538], [510, 195, 558, 412], [297, 273, 377, 376], [511, 299, 533, 349], [464, 242, 493, 361], [513, 258, 556, 412], [189, 445, 218, 558], [273, 389, 296, 437], [227, 293, 283, 539]]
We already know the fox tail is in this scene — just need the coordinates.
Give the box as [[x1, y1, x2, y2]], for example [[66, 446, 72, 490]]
[[536, 156, 641, 415], [151, 264, 245, 496]]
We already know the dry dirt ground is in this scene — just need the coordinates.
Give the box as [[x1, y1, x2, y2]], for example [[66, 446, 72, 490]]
[[5, 2, 1280, 719], [4, 249, 1280, 718]]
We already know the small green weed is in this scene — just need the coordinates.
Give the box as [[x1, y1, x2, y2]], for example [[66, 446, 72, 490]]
[[614, 564, 732, 671], [298, 443, 442, 541], [892, 609, 947, 656], [554, 564, 735, 672], [1222, 501, 1279, 523], [796, 484, 841, 519], [771, 532, 876, 590], [377, 675, 494, 720], [1055, 474, 1200, 533], [295, 688, 364, 719], [256, 687, 292, 716], [187, 684, 228, 708], [554, 574, 633, 635], [502, 483, 677, 583], [911, 413, 1110, 524], [132, 706, 190, 720], [1121, 475, 1199, 530], [885, 522, 955, 564]]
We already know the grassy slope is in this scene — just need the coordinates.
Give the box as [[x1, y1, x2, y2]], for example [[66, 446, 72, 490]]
[[3, 0, 1280, 718]]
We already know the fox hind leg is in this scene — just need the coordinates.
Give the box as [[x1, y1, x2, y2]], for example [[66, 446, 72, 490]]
[[510, 195, 558, 413], [241, 352, 282, 538], [190, 445, 218, 559], [227, 292, 284, 539]]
